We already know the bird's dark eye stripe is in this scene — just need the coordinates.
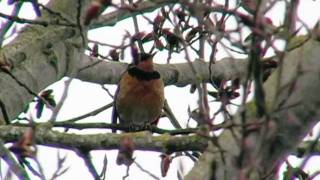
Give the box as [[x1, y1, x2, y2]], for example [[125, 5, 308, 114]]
[[128, 67, 160, 81]]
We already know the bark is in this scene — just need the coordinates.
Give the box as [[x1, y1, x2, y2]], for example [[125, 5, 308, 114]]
[[0, 125, 208, 153], [77, 55, 248, 86]]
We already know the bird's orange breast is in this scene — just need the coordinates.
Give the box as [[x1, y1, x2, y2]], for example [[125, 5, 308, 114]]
[[116, 72, 164, 126]]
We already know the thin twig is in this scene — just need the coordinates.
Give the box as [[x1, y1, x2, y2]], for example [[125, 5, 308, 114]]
[[33, 158, 46, 180], [38, 3, 75, 25], [128, 0, 144, 52], [0, 99, 10, 124], [77, 150, 100, 180], [59, 102, 113, 123], [0, 12, 76, 27], [50, 151, 70, 180], [101, 85, 114, 98], [49, 78, 73, 122], [163, 100, 182, 129], [133, 161, 160, 180], [0, 2, 22, 47], [99, 154, 108, 180], [76, 0, 86, 47], [21, 158, 45, 180]]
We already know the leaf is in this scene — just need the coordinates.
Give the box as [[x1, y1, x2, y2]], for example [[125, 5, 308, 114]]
[[39, 89, 56, 108], [46, 97, 56, 107], [40, 89, 53, 97], [162, 29, 181, 50], [35, 101, 44, 118], [208, 91, 219, 98]]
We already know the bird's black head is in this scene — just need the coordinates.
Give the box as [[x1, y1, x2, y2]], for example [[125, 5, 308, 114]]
[[133, 52, 155, 65], [129, 52, 159, 79], [139, 52, 156, 62]]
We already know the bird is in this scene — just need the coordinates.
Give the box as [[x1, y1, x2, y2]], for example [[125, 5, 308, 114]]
[[112, 53, 165, 133]]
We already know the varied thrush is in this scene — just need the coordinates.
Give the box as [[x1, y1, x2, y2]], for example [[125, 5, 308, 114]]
[[112, 53, 165, 132]]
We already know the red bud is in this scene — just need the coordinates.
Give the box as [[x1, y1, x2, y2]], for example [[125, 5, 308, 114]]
[[109, 49, 119, 61], [84, 1, 101, 25], [142, 32, 155, 43], [116, 136, 135, 166], [91, 43, 99, 57], [9, 127, 36, 158], [155, 39, 164, 50], [160, 154, 172, 177], [131, 32, 146, 42]]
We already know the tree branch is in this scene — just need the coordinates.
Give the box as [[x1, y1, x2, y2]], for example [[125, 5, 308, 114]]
[[77, 55, 248, 87], [0, 126, 208, 154]]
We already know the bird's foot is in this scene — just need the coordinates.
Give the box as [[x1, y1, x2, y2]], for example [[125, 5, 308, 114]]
[[127, 124, 145, 132], [127, 124, 155, 132]]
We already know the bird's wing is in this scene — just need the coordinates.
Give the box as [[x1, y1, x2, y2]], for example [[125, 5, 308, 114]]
[[111, 65, 131, 133], [111, 84, 120, 133]]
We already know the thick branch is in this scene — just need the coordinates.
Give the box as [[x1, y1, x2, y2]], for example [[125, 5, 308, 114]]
[[77, 55, 248, 86], [0, 125, 208, 154]]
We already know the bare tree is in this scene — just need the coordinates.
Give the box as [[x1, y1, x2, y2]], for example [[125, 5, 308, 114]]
[[0, 0, 320, 179]]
